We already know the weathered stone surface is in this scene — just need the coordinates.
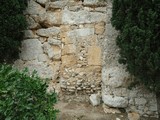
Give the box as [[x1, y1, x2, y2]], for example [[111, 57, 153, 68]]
[[42, 12, 62, 27], [60, 25, 71, 32], [67, 28, 94, 37], [83, 0, 99, 5], [62, 10, 106, 24], [20, 39, 43, 60], [61, 37, 76, 45], [83, 0, 107, 6], [43, 42, 51, 54], [46, 1, 68, 10], [62, 55, 77, 67], [102, 94, 128, 108], [14, 60, 25, 70], [47, 46, 61, 60], [88, 46, 101, 66], [128, 112, 140, 120], [24, 30, 38, 39], [102, 67, 131, 88], [95, 22, 105, 35], [36, 0, 48, 6], [36, 27, 60, 37], [26, 16, 40, 29], [24, 60, 54, 79], [90, 94, 101, 106], [38, 54, 49, 62], [62, 44, 76, 55], [25, 1, 45, 15], [48, 37, 61, 46], [135, 98, 147, 105]]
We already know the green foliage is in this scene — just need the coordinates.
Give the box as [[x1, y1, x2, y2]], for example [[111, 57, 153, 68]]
[[111, 0, 160, 92], [0, 0, 27, 63], [0, 64, 58, 120]]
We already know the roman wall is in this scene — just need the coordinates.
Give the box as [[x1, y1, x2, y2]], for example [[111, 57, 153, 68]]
[[14, 0, 159, 118]]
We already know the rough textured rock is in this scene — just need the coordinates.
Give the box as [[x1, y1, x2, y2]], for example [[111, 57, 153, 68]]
[[20, 39, 43, 60], [62, 10, 106, 24], [24, 30, 38, 39], [90, 94, 101, 106], [128, 112, 140, 120], [25, 0, 45, 15], [24, 60, 54, 79], [88, 46, 101, 66], [102, 94, 128, 108], [36, 27, 60, 37], [36, 0, 48, 6], [42, 12, 62, 27], [67, 28, 94, 37], [61, 55, 77, 67], [102, 67, 131, 88], [46, 1, 68, 10]]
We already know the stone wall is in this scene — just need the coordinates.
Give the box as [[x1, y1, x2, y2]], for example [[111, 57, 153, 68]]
[[14, 0, 158, 118], [102, 0, 158, 118]]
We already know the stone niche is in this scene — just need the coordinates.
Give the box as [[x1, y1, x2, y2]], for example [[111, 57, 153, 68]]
[[14, 0, 159, 119]]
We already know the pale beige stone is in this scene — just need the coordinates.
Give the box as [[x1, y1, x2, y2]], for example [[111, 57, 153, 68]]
[[62, 44, 76, 55], [88, 46, 101, 66], [60, 25, 71, 32], [43, 12, 62, 27], [62, 55, 77, 67], [24, 30, 38, 39], [61, 37, 76, 44], [128, 112, 140, 120], [95, 22, 105, 35]]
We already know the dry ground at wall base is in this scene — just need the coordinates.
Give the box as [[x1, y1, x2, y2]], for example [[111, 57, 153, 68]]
[[55, 100, 159, 120]]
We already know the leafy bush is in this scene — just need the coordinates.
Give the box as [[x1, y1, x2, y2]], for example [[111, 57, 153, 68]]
[[111, 0, 160, 92], [0, 0, 27, 63], [0, 64, 58, 120]]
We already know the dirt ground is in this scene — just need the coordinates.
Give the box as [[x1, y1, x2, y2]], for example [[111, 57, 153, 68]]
[[55, 97, 158, 120], [55, 101, 127, 120]]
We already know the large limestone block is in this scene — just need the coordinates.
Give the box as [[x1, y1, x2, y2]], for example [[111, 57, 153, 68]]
[[102, 67, 131, 88], [102, 94, 128, 108], [61, 37, 76, 45], [25, 0, 45, 15], [36, 0, 48, 6], [48, 37, 61, 46], [88, 46, 101, 66], [47, 46, 61, 60], [46, 1, 68, 10], [42, 12, 62, 27], [24, 60, 54, 79], [36, 27, 60, 37], [62, 55, 77, 67], [62, 10, 106, 24], [62, 44, 76, 55], [24, 30, 38, 39], [26, 16, 40, 29], [128, 112, 140, 120], [95, 22, 105, 35], [20, 39, 43, 60], [83, 0, 107, 6], [67, 28, 94, 37]]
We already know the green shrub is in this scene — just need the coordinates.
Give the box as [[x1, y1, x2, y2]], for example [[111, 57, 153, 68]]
[[0, 64, 58, 120], [0, 0, 27, 63], [111, 0, 160, 92]]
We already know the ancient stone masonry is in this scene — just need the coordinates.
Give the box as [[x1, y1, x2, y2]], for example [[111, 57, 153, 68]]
[[15, 0, 106, 95], [14, 0, 159, 118]]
